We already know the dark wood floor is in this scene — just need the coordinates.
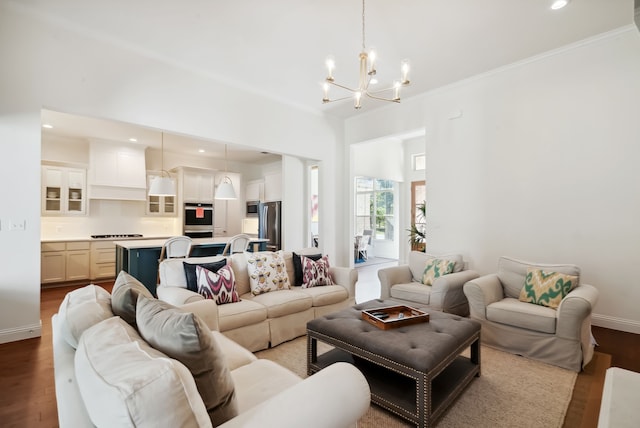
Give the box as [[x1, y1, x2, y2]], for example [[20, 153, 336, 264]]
[[0, 284, 638, 428]]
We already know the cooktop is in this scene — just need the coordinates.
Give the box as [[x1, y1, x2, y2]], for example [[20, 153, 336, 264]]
[[90, 234, 143, 239]]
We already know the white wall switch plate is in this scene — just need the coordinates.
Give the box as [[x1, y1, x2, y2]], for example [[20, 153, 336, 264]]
[[10, 220, 26, 231]]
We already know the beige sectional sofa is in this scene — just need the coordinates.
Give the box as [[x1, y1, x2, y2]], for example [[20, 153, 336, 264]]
[[157, 249, 357, 352], [377, 251, 479, 316], [52, 273, 370, 428]]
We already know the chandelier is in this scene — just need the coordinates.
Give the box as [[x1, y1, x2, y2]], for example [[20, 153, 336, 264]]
[[322, 0, 410, 109]]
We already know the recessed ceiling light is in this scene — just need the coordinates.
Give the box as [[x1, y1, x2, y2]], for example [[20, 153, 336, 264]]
[[129, 138, 137, 142], [198, 149, 205, 153], [551, 0, 569, 10], [42, 124, 53, 129]]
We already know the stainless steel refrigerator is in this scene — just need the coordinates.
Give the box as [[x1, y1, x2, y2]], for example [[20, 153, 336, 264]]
[[259, 201, 281, 251]]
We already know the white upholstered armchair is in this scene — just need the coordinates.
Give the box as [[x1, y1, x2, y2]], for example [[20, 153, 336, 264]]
[[463, 256, 599, 372], [377, 251, 479, 316]]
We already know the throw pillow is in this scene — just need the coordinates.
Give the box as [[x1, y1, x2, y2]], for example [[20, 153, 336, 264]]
[[111, 270, 154, 326], [136, 295, 239, 426], [57, 284, 113, 349], [422, 258, 456, 285], [183, 259, 227, 292], [301, 255, 334, 288], [246, 251, 291, 295], [196, 264, 240, 305], [519, 268, 578, 309], [292, 252, 322, 286], [75, 317, 211, 427]]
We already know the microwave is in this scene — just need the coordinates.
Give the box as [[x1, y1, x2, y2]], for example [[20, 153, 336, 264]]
[[246, 201, 260, 217]]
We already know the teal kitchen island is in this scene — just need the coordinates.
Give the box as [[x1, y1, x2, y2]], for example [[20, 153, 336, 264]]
[[115, 237, 268, 296]]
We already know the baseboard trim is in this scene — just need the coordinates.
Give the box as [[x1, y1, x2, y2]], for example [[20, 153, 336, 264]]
[[592, 314, 640, 335], [0, 321, 42, 344]]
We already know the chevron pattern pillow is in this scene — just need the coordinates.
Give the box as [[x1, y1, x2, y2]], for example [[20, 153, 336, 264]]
[[519, 268, 578, 309], [196, 264, 240, 305], [422, 258, 455, 285]]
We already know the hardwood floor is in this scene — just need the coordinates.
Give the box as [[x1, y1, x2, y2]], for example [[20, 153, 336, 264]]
[[0, 283, 638, 428]]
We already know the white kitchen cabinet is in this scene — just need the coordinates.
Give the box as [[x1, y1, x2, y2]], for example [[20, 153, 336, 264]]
[[42, 166, 87, 216], [146, 172, 177, 216], [90, 240, 116, 281], [41, 243, 66, 283], [214, 172, 242, 236], [66, 244, 91, 281], [183, 169, 215, 202], [41, 241, 90, 284], [245, 180, 264, 202], [263, 172, 282, 202]]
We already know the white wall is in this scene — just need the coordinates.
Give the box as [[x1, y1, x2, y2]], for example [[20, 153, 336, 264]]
[[0, 3, 344, 343], [345, 27, 640, 333]]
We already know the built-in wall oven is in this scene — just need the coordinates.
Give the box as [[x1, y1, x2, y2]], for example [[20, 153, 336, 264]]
[[183, 202, 214, 238]]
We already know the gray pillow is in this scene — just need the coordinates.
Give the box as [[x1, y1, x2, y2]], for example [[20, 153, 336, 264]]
[[111, 270, 153, 326], [135, 294, 239, 426]]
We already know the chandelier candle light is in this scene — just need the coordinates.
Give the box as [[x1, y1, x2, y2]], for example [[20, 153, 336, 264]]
[[322, 0, 410, 109]]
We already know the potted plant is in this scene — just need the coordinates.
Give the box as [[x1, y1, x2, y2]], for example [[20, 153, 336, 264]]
[[407, 202, 426, 252]]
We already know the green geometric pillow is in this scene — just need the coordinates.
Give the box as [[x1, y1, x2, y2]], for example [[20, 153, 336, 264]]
[[519, 268, 578, 309], [422, 258, 455, 285]]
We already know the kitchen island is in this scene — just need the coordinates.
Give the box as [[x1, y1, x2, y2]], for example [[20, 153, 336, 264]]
[[115, 237, 268, 295]]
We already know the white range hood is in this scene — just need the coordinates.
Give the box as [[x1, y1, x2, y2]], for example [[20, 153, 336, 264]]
[[88, 140, 147, 201]]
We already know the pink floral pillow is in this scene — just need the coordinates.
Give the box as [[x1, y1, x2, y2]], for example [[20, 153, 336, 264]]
[[301, 255, 334, 288], [196, 264, 240, 305]]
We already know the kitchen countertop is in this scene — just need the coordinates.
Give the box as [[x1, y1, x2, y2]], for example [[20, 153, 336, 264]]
[[41, 236, 171, 243], [115, 237, 268, 250]]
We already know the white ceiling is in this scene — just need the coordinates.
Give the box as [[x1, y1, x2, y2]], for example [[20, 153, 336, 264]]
[[41, 109, 282, 164], [24, 0, 635, 156]]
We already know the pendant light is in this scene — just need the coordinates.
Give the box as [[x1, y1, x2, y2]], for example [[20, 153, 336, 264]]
[[148, 132, 176, 196], [215, 144, 237, 200]]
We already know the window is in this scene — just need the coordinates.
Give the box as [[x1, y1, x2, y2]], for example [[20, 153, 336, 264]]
[[355, 177, 395, 240], [413, 153, 426, 171], [410, 181, 426, 250]]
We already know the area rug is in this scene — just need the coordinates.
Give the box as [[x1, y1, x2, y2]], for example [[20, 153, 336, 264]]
[[256, 337, 577, 428]]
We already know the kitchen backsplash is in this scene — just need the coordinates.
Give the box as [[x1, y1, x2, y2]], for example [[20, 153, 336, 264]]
[[41, 200, 181, 240]]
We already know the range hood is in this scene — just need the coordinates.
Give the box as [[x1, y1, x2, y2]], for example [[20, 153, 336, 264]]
[[88, 140, 148, 201]]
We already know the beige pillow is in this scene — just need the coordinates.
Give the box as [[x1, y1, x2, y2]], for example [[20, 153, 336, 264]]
[[57, 284, 113, 348], [519, 268, 578, 309], [246, 251, 291, 295], [111, 270, 153, 326], [422, 258, 456, 285], [75, 317, 211, 428], [136, 295, 238, 426]]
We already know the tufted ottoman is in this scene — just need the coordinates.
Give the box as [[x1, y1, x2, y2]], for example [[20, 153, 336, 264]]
[[307, 299, 481, 428]]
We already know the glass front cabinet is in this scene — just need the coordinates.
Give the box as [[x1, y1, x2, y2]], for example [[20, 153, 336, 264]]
[[42, 166, 87, 216], [146, 172, 176, 216]]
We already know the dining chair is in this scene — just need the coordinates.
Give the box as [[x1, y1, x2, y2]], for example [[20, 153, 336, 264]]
[[221, 234, 251, 256], [157, 236, 192, 283]]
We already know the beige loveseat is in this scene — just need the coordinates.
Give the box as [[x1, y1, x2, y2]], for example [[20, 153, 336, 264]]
[[463, 256, 599, 371], [377, 251, 479, 316], [52, 273, 370, 428], [157, 249, 357, 352]]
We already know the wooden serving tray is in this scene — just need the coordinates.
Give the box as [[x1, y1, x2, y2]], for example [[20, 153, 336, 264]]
[[361, 305, 429, 330]]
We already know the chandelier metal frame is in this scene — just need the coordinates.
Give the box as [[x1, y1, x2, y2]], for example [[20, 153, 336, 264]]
[[322, 0, 410, 109]]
